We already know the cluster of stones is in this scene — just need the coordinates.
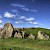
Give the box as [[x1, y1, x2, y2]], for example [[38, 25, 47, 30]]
[[37, 31, 49, 40], [0, 23, 49, 40]]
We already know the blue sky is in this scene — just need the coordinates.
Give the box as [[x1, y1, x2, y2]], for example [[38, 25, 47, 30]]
[[0, 0, 50, 29]]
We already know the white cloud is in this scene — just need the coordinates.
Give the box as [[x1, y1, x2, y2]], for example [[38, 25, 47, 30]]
[[4, 12, 16, 18], [47, 28, 50, 29], [15, 21, 19, 24], [0, 15, 2, 18], [33, 22, 38, 24], [29, 21, 33, 24], [11, 3, 37, 12], [29, 21, 38, 24], [15, 21, 23, 24], [11, 10, 18, 12], [21, 7, 37, 12], [0, 20, 3, 24], [17, 16, 35, 21], [11, 3, 25, 7], [21, 8, 29, 11], [16, 13, 19, 16], [26, 17, 35, 21], [34, 26, 39, 28], [19, 16, 26, 19], [30, 10, 37, 12]]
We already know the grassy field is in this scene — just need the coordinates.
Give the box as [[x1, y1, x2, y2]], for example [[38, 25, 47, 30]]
[[0, 38, 50, 50], [0, 28, 50, 50], [23, 28, 50, 36]]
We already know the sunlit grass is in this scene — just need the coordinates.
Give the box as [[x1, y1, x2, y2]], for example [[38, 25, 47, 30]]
[[0, 28, 50, 50], [0, 38, 50, 50]]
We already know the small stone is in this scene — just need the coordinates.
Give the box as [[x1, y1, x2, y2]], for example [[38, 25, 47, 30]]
[[28, 34, 35, 40]]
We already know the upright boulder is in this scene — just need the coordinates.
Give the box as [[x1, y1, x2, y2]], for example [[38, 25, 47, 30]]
[[14, 32, 22, 38], [24, 33, 29, 38], [28, 34, 35, 40], [1, 23, 13, 38], [21, 31, 25, 38], [37, 31, 49, 40], [0, 28, 3, 38]]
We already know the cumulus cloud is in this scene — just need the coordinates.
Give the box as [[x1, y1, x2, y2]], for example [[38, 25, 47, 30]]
[[21, 8, 29, 11], [30, 10, 37, 12], [17, 16, 35, 21], [11, 3, 37, 12], [21, 7, 37, 12], [26, 17, 35, 21], [47, 28, 50, 29], [4, 12, 16, 18], [11, 3, 25, 7], [29, 21, 33, 24], [33, 22, 38, 24], [15, 21, 19, 24], [11, 9, 18, 12], [0, 20, 3, 24], [0, 15, 2, 18], [19, 16, 35, 22], [15, 21, 23, 24], [19, 16, 26, 19], [29, 21, 38, 24], [34, 26, 39, 28]]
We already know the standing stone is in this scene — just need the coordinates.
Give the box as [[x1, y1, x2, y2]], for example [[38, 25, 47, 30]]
[[0, 23, 13, 38], [37, 31, 49, 40], [0, 28, 3, 38], [21, 31, 25, 38], [44, 34, 49, 40], [28, 34, 35, 40], [14, 32, 18, 37], [24, 33, 29, 38], [1, 29, 6, 38], [14, 32, 22, 38]]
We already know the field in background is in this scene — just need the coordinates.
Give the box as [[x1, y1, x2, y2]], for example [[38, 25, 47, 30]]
[[19, 28, 50, 36], [0, 28, 50, 50]]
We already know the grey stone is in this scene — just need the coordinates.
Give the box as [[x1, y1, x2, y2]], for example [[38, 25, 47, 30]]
[[37, 31, 49, 40]]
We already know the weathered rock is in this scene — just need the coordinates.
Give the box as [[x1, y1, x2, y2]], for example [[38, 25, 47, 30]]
[[0, 28, 3, 38], [0, 23, 13, 38], [1, 29, 6, 38], [37, 31, 49, 40], [24, 33, 29, 38], [12, 28, 19, 37], [21, 31, 25, 38], [44, 34, 49, 40], [14, 32, 22, 38], [0, 28, 2, 31], [28, 34, 35, 40], [14, 28, 19, 32]]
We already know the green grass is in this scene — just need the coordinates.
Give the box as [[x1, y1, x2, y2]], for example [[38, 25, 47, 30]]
[[0, 28, 50, 50], [23, 28, 50, 36], [0, 38, 50, 50]]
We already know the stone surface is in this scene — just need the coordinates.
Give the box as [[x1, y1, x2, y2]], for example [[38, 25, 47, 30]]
[[28, 34, 35, 40], [14, 32, 22, 38], [0, 28, 3, 38], [0, 23, 49, 40], [0, 23, 13, 38], [37, 31, 49, 40], [21, 31, 25, 38]]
